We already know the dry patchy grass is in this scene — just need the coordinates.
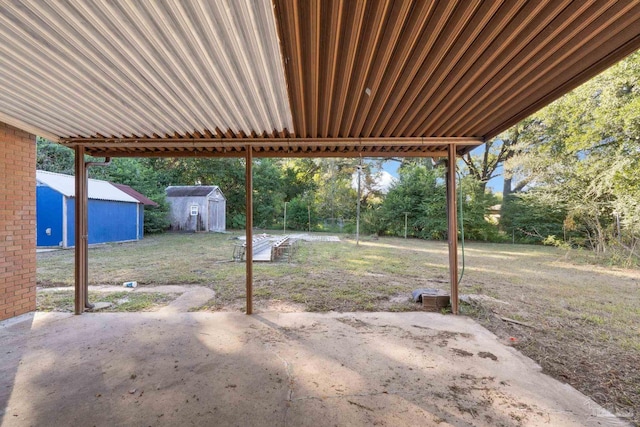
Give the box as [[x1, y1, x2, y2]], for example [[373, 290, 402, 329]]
[[37, 232, 640, 424], [37, 291, 177, 312]]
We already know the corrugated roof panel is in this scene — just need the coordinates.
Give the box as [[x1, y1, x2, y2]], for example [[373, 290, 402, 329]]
[[36, 170, 139, 203], [166, 186, 220, 198], [0, 0, 292, 139], [274, 0, 640, 140], [111, 183, 158, 206], [2, 0, 640, 158]]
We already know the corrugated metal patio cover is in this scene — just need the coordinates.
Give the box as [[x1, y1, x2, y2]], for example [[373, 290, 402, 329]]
[[273, 0, 640, 140], [0, 0, 292, 140], [2, 0, 640, 158]]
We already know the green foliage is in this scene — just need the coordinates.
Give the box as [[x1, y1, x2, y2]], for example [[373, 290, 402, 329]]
[[378, 163, 446, 238], [372, 162, 500, 241], [313, 159, 358, 221], [253, 160, 286, 228], [457, 176, 501, 241], [375, 163, 500, 241], [504, 50, 640, 256], [285, 196, 317, 231], [143, 197, 171, 234], [361, 205, 386, 235], [36, 137, 74, 174], [501, 192, 566, 243], [542, 235, 571, 250], [231, 213, 246, 229]]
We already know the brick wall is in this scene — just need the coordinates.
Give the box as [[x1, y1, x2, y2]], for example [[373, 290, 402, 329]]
[[0, 122, 36, 321]]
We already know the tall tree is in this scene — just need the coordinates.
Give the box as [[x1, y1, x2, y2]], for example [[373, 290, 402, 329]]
[[505, 51, 640, 254], [36, 137, 74, 174]]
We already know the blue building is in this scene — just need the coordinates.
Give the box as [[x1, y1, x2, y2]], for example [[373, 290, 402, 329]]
[[36, 170, 148, 248]]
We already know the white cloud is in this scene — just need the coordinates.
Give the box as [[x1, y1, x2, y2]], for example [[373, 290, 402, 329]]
[[375, 170, 395, 193], [351, 170, 396, 194]]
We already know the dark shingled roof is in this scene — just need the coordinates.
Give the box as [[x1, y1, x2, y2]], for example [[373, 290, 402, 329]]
[[166, 186, 220, 198], [111, 183, 159, 206]]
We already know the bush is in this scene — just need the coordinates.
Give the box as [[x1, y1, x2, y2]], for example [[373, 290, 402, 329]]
[[501, 192, 567, 243], [143, 194, 170, 234]]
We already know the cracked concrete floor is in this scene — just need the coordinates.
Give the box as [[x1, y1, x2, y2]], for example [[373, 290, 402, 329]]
[[0, 312, 627, 427]]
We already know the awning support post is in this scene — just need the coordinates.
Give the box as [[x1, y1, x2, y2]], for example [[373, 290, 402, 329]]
[[447, 144, 459, 315], [245, 146, 253, 315], [74, 146, 88, 315]]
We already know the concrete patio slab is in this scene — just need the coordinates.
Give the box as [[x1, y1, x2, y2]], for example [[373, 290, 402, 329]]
[[0, 312, 627, 426]]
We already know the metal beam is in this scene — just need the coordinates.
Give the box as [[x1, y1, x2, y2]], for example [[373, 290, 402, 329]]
[[447, 144, 459, 315], [74, 146, 87, 315], [78, 149, 455, 159], [245, 146, 253, 315], [59, 136, 484, 159], [60, 136, 482, 147]]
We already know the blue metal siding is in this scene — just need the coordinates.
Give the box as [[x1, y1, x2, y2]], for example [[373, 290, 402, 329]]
[[36, 186, 63, 247], [66, 198, 138, 245], [138, 206, 144, 240], [88, 200, 138, 244]]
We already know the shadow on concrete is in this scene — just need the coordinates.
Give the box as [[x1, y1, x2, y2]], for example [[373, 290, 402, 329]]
[[1, 311, 622, 426], [0, 313, 35, 425]]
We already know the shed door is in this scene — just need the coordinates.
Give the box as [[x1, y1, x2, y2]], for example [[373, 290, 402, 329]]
[[208, 200, 221, 231]]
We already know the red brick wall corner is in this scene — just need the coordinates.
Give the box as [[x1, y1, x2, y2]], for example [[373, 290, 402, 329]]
[[0, 122, 36, 321]]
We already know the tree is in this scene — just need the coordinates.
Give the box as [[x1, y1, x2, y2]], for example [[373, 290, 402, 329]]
[[504, 51, 640, 255], [462, 131, 520, 194], [36, 137, 74, 174], [313, 159, 358, 227], [285, 196, 317, 231], [379, 163, 447, 238]]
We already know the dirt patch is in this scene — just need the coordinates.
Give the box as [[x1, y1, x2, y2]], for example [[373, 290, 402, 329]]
[[451, 348, 474, 357], [478, 351, 498, 361], [335, 317, 371, 329]]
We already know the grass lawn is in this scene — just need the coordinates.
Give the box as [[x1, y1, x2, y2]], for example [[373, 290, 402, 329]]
[[37, 232, 640, 424], [37, 291, 177, 312]]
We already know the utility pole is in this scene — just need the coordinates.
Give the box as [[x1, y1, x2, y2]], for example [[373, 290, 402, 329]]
[[308, 204, 311, 232]]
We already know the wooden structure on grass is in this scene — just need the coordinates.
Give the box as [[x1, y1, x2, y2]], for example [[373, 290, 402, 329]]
[[1, 1, 640, 318], [234, 235, 295, 263], [166, 186, 226, 233]]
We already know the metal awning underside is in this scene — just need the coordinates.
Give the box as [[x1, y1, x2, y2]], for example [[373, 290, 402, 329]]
[[1, 0, 640, 158]]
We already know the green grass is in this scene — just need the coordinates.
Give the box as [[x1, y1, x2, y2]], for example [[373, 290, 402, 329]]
[[37, 290, 177, 312]]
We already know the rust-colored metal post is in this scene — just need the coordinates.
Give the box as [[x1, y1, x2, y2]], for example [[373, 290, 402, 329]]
[[245, 146, 253, 315], [74, 146, 87, 315], [447, 144, 459, 315]]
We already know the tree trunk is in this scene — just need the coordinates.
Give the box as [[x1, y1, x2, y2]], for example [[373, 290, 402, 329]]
[[499, 176, 512, 225]]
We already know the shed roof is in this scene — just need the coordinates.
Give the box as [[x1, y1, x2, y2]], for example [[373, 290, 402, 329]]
[[111, 183, 159, 206], [1, 1, 640, 158], [36, 170, 139, 203], [166, 186, 223, 198]]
